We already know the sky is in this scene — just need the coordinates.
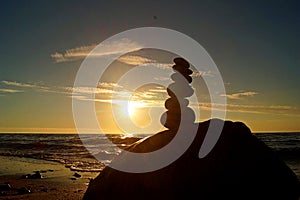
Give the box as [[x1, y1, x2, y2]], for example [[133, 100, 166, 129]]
[[0, 0, 299, 133]]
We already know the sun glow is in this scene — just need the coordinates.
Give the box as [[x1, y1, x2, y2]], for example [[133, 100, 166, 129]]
[[96, 83, 167, 133], [112, 99, 146, 119], [127, 100, 145, 117]]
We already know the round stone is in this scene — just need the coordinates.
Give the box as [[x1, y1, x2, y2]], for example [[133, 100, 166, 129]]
[[167, 82, 194, 98], [165, 98, 189, 110], [172, 65, 193, 75], [173, 57, 190, 68], [171, 72, 192, 84], [160, 107, 195, 129], [160, 112, 180, 129], [179, 107, 196, 123]]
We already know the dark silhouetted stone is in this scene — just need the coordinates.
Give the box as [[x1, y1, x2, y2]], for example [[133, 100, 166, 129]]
[[173, 57, 190, 68], [84, 119, 300, 200], [165, 98, 189, 111], [171, 72, 192, 83], [172, 65, 193, 75], [31, 171, 42, 179], [22, 171, 42, 179], [18, 187, 31, 194], [73, 173, 82, 178], [161, 57, 195, 131], [0, 184, 11, 191], [167, 82, 194, 98], [160, 112, 180, 130]]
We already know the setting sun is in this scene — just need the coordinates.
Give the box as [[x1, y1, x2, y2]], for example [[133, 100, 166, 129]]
[[128, 100, 145, 117], [112, 99, 147, 120]]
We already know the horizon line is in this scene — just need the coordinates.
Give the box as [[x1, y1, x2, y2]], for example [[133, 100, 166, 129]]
[[0, 131, 299, 134]]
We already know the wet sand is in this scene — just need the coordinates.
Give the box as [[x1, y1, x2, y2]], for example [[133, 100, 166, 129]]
[[0, 156, 98, 200]]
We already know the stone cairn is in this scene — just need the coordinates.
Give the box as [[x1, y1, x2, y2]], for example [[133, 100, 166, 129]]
[[160, 57, 195, 130]]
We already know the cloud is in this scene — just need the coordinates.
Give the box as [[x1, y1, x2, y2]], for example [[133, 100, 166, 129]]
[[148, 88, 166, 93], [2, 80, 68, 96], [51, 45, 96, 63], [191, 70, 214, 77], [193, 102, 299, 116], [72, 83, 167, 108], [2, 80, 36, 88], [117, 55, 154, 66], [1, 80, 128, 100], [117, 55, 172, 69], [72, 87, 116, 95], [68, 82, 129, 102], [98, 82, 123, 89], [222, 91, 258, 100], [71, 82, 123, 96], [154, 77, 170, 81], [0, 88, 23, 93], [1, 80, 49, 92], [2, 79, 298, 117], [51, 38, 141, 63], [1, 80, 49, 90]]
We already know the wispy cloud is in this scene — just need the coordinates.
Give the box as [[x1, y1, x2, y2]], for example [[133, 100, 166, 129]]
[[51, 38, 141, 63], [1, 80, 49, 90], [1, 80, 49, 92], [193, 102, 299, 116], [117, 55, 172, 69], [117, 55, 154, 66], [0, 88, 23, 93], [1, 79, 132, 101], [2, 80, 36, 88], [72, 84, 167, 108], [222, 91, 258, 100], [191, 70, 214, 77], [148, 87, 166, 93], [1, 79, 298, 118], [133, 89, 166, 102], [98, 82, 122, 89], [51, 45, 96, 63]]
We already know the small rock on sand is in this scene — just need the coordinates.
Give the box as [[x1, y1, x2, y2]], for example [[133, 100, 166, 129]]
[[73, 173, 81, 178]]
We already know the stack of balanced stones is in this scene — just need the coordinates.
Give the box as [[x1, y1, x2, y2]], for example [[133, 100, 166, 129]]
[[160, 57, 196, 130]]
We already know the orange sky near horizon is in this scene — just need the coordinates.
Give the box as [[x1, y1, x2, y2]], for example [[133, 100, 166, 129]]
[[0, 50, 299, 134]]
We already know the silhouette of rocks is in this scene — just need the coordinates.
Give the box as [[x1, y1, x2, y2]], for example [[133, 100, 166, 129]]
[[161, 57, 195, 130], [171, 73, 192, 83], [73, 172, 81, 178], [84, 57, 300, 199], [160, 107, 196, 130], [173, 57, 190, 68], [18, 187, 31, 194], [84, 119, 300, 200], [167, 82, 194, 97], [0, 184, 11, 191], [21, 171, 42, 179], [165, 98, 189, 111], [172, 65, 193, 75]]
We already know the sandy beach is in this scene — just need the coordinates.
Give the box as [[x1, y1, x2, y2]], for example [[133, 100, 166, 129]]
[[0, 156, 98, 200]]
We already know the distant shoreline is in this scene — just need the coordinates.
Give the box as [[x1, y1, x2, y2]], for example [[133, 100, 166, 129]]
[[0, 132, 299, 134]]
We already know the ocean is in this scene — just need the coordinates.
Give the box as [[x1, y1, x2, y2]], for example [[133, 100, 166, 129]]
[[0, 133, 299, 180]]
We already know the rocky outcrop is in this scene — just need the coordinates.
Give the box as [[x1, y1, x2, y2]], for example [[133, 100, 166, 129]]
[[84, 119, 300, 200]]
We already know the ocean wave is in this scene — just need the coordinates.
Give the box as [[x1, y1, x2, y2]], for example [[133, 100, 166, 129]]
[[0, 133, 299, 172], [273, 147, 300, 160], [0, 134, 143, 172]]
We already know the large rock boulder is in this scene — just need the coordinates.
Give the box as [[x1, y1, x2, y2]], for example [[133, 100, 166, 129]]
[[84, 119, 300, 200]]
